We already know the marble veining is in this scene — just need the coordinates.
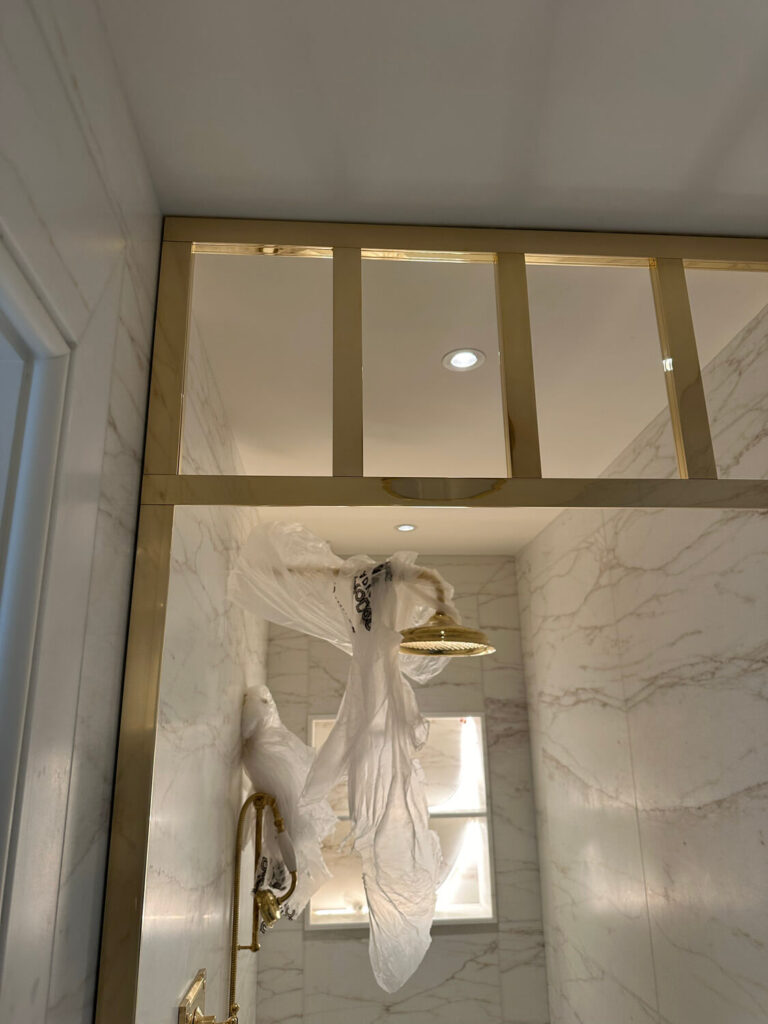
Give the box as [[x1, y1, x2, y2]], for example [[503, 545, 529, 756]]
[[519, 300, 768, 1023], [136, 328, 266, 1024]]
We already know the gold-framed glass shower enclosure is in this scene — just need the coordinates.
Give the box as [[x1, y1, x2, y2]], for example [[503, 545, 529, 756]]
[[95, 217, 768, 1024]]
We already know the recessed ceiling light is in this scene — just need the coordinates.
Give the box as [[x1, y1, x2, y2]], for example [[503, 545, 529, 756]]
[[395, 523, 417, 532], [442, 348, 485, 372]]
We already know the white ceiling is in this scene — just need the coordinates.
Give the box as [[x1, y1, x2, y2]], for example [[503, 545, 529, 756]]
[[249, 506, 561, 557], [100, 0, 768, 234]]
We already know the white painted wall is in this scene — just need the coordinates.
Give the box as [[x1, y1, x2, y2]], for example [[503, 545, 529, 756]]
[[0, 3, 160, 1023]]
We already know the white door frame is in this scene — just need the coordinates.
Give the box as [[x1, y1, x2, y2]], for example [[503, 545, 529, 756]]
[[0, 238, 70, 925]]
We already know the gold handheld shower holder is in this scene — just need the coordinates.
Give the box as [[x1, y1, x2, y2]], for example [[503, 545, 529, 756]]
[[179, 791, 297, 1024]]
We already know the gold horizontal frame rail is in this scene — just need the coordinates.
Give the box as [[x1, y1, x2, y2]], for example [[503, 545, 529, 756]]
[[167, 216, 768, 265], [189, 241, 768, 272], [141, 474, 768, 510]]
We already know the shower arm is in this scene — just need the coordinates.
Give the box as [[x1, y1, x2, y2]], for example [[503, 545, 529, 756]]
[[285, 564, 450, 609], [224, 792, 297, 1024]]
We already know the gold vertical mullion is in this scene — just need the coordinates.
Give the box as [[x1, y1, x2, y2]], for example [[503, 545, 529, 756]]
[[144, 240, 194, 475], [650, 257, 717, 479], [332, 247, 364, 477], [495, 252, 542, 477], [95, 503, 175, 1024]]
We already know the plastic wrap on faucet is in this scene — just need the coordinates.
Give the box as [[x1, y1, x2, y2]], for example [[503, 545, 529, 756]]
[[241, 682, 335, 918]]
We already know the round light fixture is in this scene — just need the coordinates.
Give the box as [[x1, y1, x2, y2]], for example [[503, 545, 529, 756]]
[[395, 524, 417, 532], [442, 348, 485, 372]]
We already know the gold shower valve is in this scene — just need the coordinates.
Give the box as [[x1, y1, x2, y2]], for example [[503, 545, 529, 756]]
[[191, 1009, 238, 1024], [178, 969, 239, 1024]]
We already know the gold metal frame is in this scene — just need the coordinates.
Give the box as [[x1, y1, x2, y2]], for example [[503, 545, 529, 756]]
[[96, 217, 768, 1024]]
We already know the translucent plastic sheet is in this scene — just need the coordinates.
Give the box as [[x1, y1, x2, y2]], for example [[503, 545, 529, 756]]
[[230, 522, 457, 990], [240, 683, 336, 918]]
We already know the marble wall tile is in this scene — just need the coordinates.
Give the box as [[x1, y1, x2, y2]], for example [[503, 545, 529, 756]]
[[135, 340, 266, 1023], [254, 930, 304, 1024], [135, 506, 250, 1023], [704, 301, 768, 479], [606, 506, 768, 1024], [484, 698, 542, 926], [182, 318, 246, 476], [518, 513, 659, 1024], [269, 625, 311, 739], [498, 923, 549, 1024], [302, 931, 503, 1024], [519, 298, 768, 1023]]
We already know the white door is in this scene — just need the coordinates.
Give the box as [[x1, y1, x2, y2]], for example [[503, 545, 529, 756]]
[[0, 241, 69, 914]]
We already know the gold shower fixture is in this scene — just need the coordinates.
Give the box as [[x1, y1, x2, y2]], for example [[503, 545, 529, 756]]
[[400, 611, 495, 657], [180, 791, 297, 1024]]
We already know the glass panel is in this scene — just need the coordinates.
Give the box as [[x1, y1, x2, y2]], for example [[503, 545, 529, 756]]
[[362, 257, 508, 477], [432, 816, 493, 922], [527, 264, 676, 478], [423, 715, 487, 814], [308, 817, 493, 927], [184, 251, 333, 475], [310, 714, 487, 817], [310, 819, 365, 926], [685, 268, 768, 479]]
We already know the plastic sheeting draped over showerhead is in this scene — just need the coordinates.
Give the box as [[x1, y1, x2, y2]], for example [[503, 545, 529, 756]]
[[229, 522, 457, 991], [229, 521, 458, 684]]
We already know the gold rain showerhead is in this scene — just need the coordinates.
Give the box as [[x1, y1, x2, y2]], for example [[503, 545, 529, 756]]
[[399, 612, 496, 658]]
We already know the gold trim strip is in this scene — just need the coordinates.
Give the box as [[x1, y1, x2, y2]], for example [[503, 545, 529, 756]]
[[140, 474, 768, 510], [165, 217, 768, 264], [683, 259, 768, 272], [192, 242, 333, 258], [190, 244, 652, 267], [332, 247, 364, 477], [144, 241, 194, 475], [650, 258, 717, 480], [95, 504, 175, 1024], [496, 253, 541, 478]]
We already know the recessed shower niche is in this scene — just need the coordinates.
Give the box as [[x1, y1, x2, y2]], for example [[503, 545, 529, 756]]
[[98, 220, 768, 1024]]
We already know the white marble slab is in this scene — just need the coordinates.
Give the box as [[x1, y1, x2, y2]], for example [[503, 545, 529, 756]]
[[519, 299, 768, 1024], [136, 328, 266, 1024], [302, 931, 503, 1024]]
